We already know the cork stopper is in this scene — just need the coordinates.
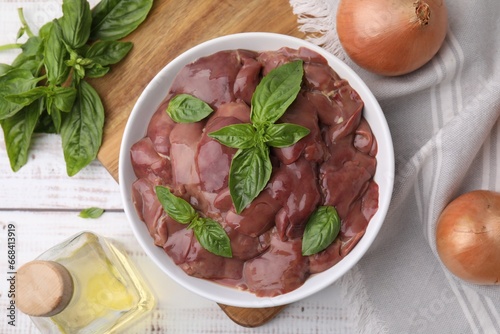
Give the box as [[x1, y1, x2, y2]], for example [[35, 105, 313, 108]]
[[17, 260, 74, 317]]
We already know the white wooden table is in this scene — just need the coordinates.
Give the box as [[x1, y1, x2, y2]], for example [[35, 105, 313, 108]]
[[0, 2, 352, 333]]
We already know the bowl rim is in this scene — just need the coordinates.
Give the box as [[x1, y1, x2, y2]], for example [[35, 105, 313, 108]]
[[119, 32, 395, 308]]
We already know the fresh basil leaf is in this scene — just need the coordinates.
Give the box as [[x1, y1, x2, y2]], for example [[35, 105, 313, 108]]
[[155, 186, 196, 224], [61, 80, 104, 176], [11, 53, 34, 69], [264, 123, 310, 148], [208, 123, 256, 149], [0, 68, 42, 120], [0, 64, 13, 76], [44, 20, 71, 85], [191, 217, 232, 258], [251, 60, 303, 125], [5, 86, 49, 107], [58, 0, 92, 49], [78, 207, 104, 218], [52, 86, 77, 112], [12, 37, 43, 75], [16, 27, 26, 40], [90, 0, 153, 41], [85, 64, 110, 78], [166, 94, 214, 123], [302, 206, 341, 256], [86, 40, 133, 66], [229, 145, 272, 214], [14, 58, 43, 77], [11, 49, 43, 77], [15, 36, 44, 76], [38, 21, 53, 40], [0, 99, 42, 171], [21, 36, 42, 57]]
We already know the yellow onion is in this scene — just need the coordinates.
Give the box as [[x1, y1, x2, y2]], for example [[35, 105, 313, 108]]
[[336, 0, 448, 76], [436, 190, 500, 285]]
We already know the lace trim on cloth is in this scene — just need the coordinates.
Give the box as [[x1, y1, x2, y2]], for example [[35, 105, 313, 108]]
[[289, 0, 347, 61], [340, 265, 388, 333]]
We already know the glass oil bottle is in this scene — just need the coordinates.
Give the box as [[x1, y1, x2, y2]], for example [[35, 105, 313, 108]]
[[16, 231, 155, 333]]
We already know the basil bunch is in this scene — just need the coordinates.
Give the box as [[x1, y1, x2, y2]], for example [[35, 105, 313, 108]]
[[0, 0, 153, 175], [209, 60, 309, 213], [302, 206, 341, 256], [156, 186, 232, 258]]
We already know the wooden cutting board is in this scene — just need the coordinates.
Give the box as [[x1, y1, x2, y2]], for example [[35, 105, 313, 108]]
[[91, 0, 304, 328]]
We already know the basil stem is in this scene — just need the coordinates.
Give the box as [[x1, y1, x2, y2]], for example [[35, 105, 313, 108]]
[[17, 8, 34, 38], [302, 206, 341, 256], [0, 44, 22, 52]]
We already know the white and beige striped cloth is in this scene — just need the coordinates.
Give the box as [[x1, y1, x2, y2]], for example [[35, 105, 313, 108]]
[[290, 0, 500, 333]]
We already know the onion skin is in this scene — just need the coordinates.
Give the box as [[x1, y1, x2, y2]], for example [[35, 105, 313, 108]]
[[436, 190, 500, 285], [336, 0, 448, 76]]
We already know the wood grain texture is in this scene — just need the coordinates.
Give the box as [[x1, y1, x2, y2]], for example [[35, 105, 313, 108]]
[[92, 0, 303, 326], [0, 134, 122, 210], [218, 304, 288, 328]]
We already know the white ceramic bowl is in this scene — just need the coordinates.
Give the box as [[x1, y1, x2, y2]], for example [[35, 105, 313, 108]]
[[119, 32, 394, 308]]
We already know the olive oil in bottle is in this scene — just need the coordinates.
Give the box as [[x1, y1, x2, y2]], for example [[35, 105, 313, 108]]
[[17, 232, 155, 333]]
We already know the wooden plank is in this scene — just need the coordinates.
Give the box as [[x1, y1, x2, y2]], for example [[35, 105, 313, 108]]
[[0, 134, 122, 210]]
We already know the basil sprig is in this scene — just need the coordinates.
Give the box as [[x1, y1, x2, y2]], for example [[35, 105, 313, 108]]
[[302, 206, 341, 256], [209, 60, 309, 213], [156, 186, 233, 258], [0, 0, 153, 175]]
